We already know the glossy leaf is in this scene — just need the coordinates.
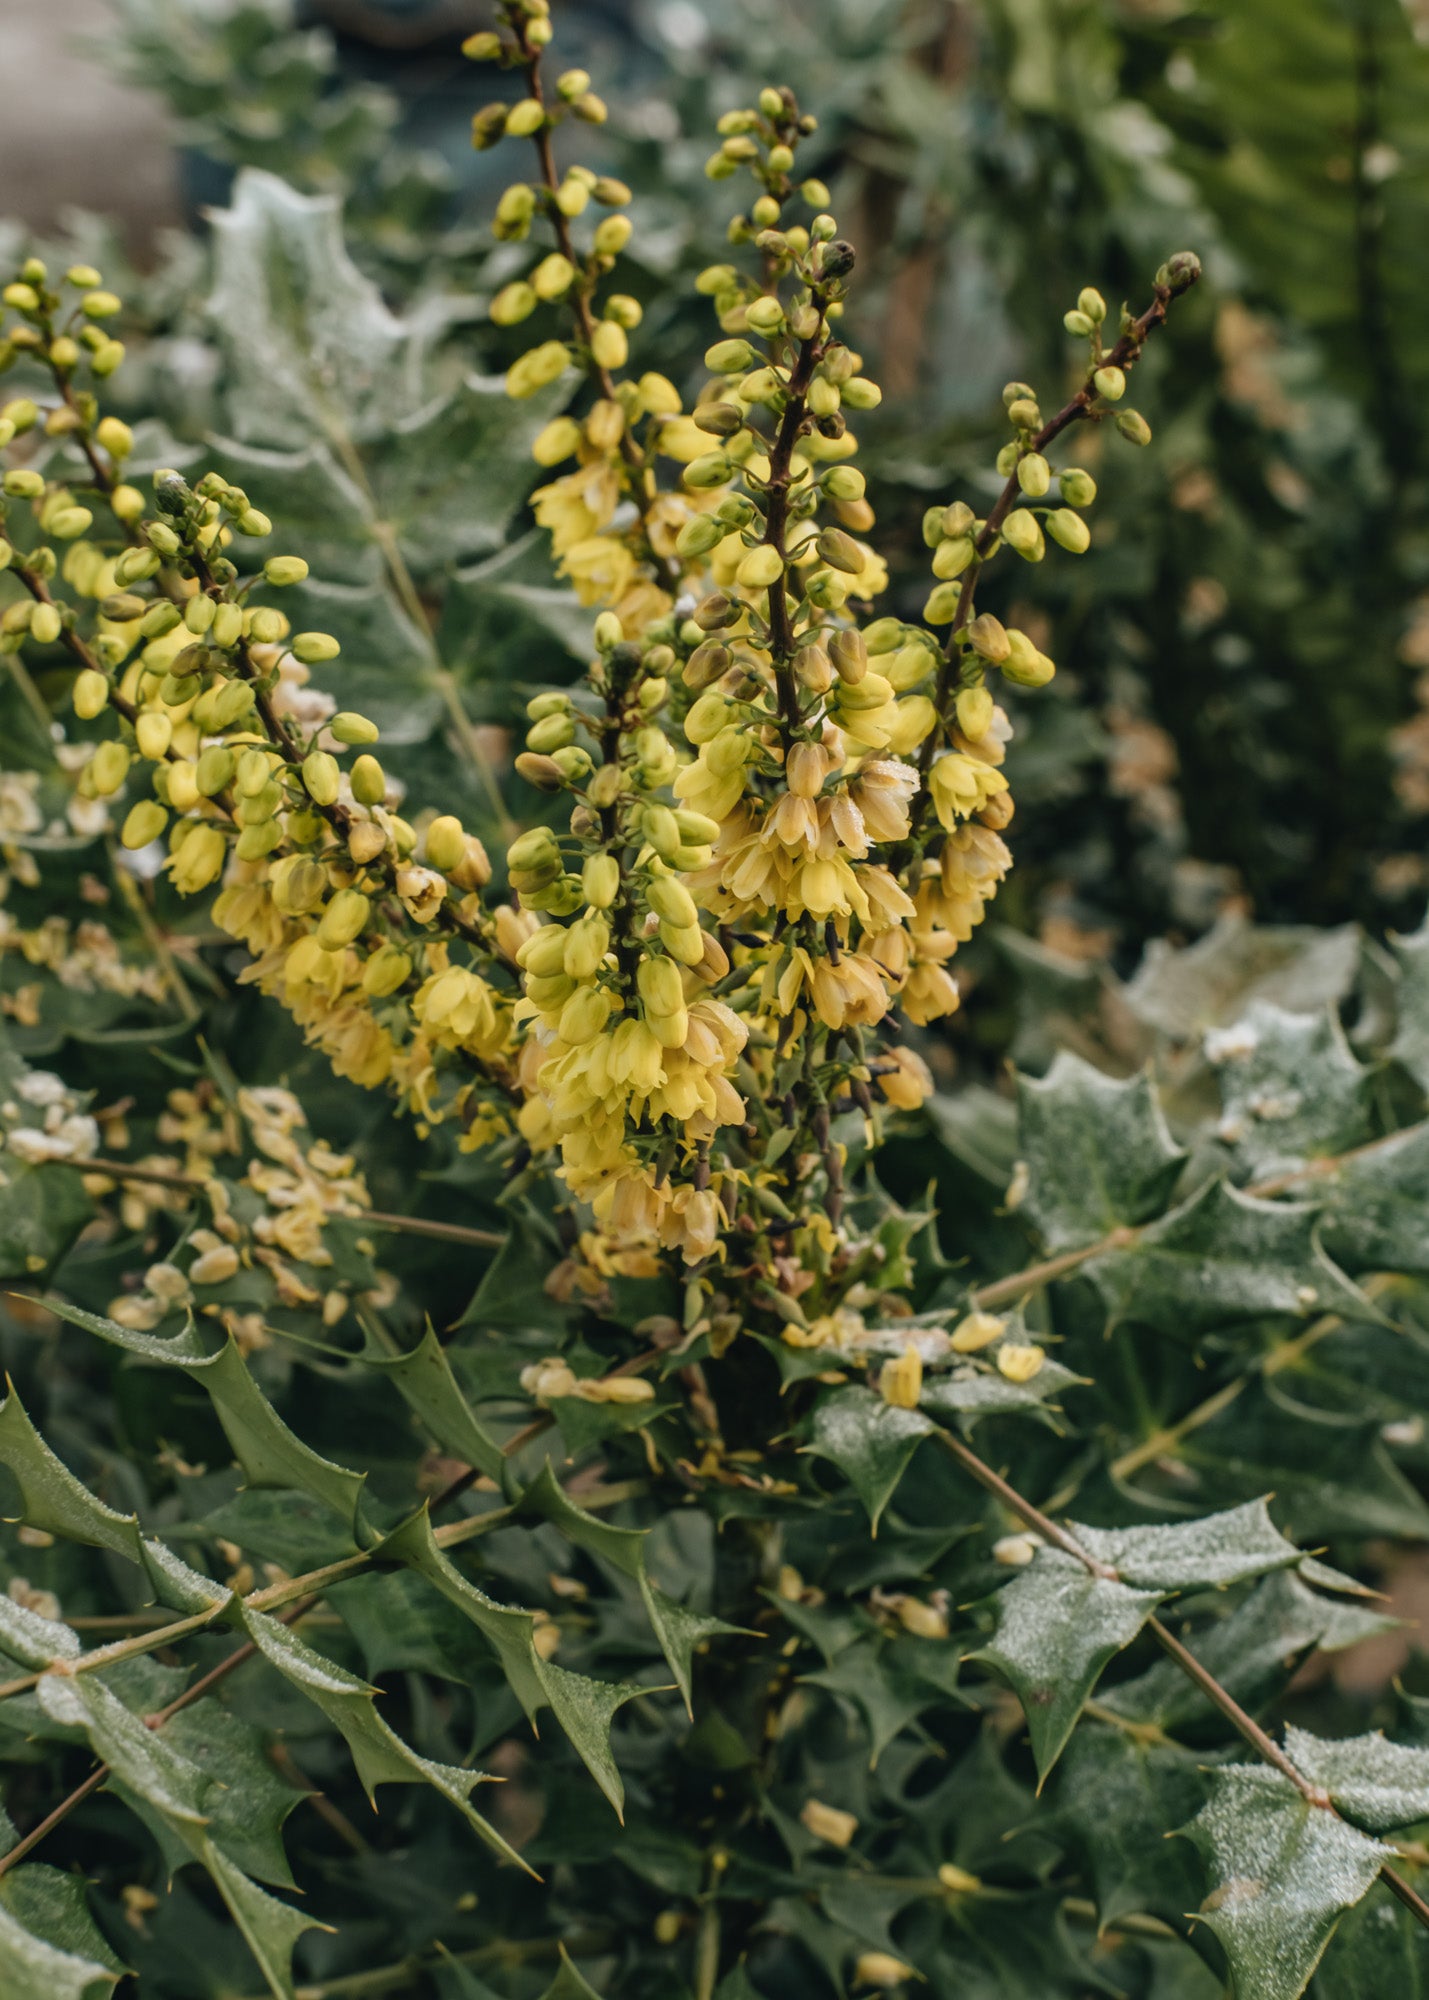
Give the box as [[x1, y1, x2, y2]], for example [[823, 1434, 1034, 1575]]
[[1182, 1766, 1390, 2000]]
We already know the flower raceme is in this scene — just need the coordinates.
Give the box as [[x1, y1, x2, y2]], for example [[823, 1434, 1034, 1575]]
[[0, 0, 1197, 1338]]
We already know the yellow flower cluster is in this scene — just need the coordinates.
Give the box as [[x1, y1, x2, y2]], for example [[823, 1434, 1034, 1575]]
[[0, 0, 1195, 1322]]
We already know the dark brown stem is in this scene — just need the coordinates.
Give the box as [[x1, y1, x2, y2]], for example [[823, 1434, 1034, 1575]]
[[937, 1428, 1429, 1937], [0, 1594, 317, 1881]]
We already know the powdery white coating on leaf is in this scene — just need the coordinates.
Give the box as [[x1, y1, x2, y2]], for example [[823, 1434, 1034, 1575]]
[[0, 1899, 119, 2000], [1014, 1052, 1185, 1252], [976, 1549, 1163, 1778], [1184, 1766, 1391, 2000], [1071, 1498, 1307, 1590], [1282, 1726, 1429, 1834]]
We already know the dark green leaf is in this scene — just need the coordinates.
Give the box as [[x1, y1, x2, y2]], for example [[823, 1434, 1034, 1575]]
[[1182, 1766, 1390, 2000], [40, 1300, 366, 1536], [1085, 1179, 1372, 1333], [972, 1550, 1164, 1779], [1282, 1726, 1429, 1834], [1016, 1053, 1185, 1251], [805, 1387, 933, 1532], [1210, 1004, 1373, 1178]]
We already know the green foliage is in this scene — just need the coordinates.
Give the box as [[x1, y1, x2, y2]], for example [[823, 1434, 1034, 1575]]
[[2, 5, 1429, 1999]]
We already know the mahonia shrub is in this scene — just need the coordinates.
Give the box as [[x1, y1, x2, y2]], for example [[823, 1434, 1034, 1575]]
[[2, 5, 1429, 1998]]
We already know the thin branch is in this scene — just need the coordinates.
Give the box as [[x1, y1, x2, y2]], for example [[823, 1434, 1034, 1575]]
[[967, 1120, 1419, 1313], [56, 1157, 505, 1248], [936, 1428, 1429, 1938]]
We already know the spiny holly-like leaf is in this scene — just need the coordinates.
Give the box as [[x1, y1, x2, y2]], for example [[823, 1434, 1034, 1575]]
[[1281, 1727, 1429, 1834], [1182, 1766, 1390, 2000], [1318, 1121, 1429, 1275], [41, 1299, 366, 1536], [440, 532, 591, 683], [1016, 1053, 1185, 1251], [369, 373, 568, 577], [1084, 1179, 1372, 1333], [159, 1701, 304, 1890], [0, 1381, 146, 1564], [0, 1385, 232, 1616], [1070, 1498, 1316, 1590], [366, 1323, 505, 1481], [1389, 919, 1429, 1095], [0, 1897, 119, 2000], [1125, 917, 1360, 1041], [920, 1355, 1083, 1425], [1209, 1003, 1374, 1178], [201, 1844, 324, 2000], [536, 1945, 608, 1999], [805, 1387, 933, 1532], [32, 1670, 319, 2000], [379, 1507, 648, 1816], [207, 168, 417, 447], [802, 1633, 963, 1767], [233, 1607, 530, 1873], [1102, 1570, 1397, 1734], [1312, 1878, 1429, 1996], [35, 1673, 210, 1830], [1052, 1726, 1209, 1932], [1173, 1385, 1429, 1543], [972, 1549, 1165, 1780], [0, 1867, 124, 1996], [520, 1461, 740, 1710]]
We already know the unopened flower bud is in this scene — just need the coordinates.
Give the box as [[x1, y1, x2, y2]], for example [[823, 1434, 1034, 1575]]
[[1093, 365, 1126, 401], [1000, 630, 1055, 687], [879, 1346, 923, 1410], [263, 556, 308, 587], [1001, 511, 1045, 562], [817, 527, 865, 575], [292, 631, 340, 664], [316, 888, 371, 951], [121, 799, 167, 849], [350, 754, 386, 805], [1077, 286, 1107, 324], [1046, 508, 1091, 554], [1116, 408, 1152, 446], [302, 751, 341, 806]]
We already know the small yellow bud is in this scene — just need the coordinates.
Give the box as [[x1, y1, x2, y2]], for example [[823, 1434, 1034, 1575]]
[[110, 483, 145, 523], [121, 799, 168, 849], [854, 1952, 914, 1989], [878, 1345, 923, 1410], [800, 1800, 858, 1848], [532, 253, 576, 300], [30, 602, 63, 646], [997, 1342, 1045, 1384], [736, 543, 783, 589], [168, 823, 227, 893], [1001, 511, 1045, 562], [491, 281, 537, 326], [955, 686, 994, 738], [72, 668, 108, 719], [506, 340, 571, 400], [292, 631, 340, 664], [95, 416, 134, 459], [532, 416, 583, 466], [938, 1864, 981, 1894], [1077, 285, 1107, 324], [589, 319, 628, 370], [316, 888, 371, 951], [302, 751, 341, 807], [330, 710, 379, 745], [81, 290, 123, 319], [263, 556, 309, 587], [363, 945, 412, 998], [583, 854, 619, 907], [350, 754, 386, 805], [505, 98, 546, 138], [1093, 365, 1126, 401], [135, 711, 172, 759], [950, 1311, 1004, 1354]]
